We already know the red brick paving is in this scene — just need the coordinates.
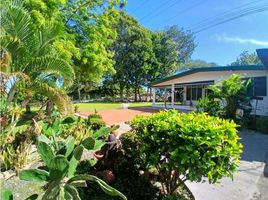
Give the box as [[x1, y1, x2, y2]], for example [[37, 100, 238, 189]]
[[79, 107, 159, 125]]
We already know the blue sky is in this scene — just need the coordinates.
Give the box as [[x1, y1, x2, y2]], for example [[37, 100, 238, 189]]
[[123, 0, 268, 65]]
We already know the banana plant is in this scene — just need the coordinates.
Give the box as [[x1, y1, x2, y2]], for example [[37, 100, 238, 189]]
[[19, 133, 127, 200]]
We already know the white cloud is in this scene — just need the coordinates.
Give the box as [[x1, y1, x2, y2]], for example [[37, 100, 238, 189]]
[[216, 34, 268, 46]]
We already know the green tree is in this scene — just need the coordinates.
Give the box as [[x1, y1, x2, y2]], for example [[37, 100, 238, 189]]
[[23, 0, 126, 101], [111, 11, 155, 101], [165, 25, 196, 63], [208, 74, 252, 121], [179, 59, 218, 69], [0, 0, 74, 114], [131, 110, 242, 197], [230, 51, 261, 66], [149, 31, 178, 80]]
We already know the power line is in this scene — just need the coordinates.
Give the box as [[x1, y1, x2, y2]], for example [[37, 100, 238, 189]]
[[127, 0, 152, 15], [155, 0, 205, 29], [188, 0, 267, 31], [192, 5, 268, 33], [140, 0, 183, 23]]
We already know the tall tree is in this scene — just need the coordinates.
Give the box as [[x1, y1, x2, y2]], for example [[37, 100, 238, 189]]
[[23, 0, 126, 100], [230, 51, 261, 66], [111, 11, 155, 101], [179, 59, 218, 69], [0, 0, 74, 114], [149, 31, 178, 80], [165, 25, 196, 63]]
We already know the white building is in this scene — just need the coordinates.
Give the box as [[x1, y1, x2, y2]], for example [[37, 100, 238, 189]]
[[150, 49, 268, 116]]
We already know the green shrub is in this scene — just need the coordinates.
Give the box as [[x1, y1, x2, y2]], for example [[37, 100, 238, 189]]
[[87, 111, 105, 130], [131, 110, 242, 196], [197, 74, 252, 124], [0, 122, 35, 172], [19, 133, 126, 200], [78, 131, 162, 200], [256, 116, 268, 134], [196, 96, 221, 116]]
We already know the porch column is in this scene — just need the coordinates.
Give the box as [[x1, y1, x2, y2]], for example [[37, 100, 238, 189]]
[[171, 84, 175, 108], [152, 87, 156, 106], [183, 86, 187, 104]]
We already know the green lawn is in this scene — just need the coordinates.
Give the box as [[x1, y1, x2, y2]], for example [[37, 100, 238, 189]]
[[74, 102, 152, 112]]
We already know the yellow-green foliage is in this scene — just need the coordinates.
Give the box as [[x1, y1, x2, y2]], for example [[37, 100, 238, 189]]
[[131, 110, 243, 195]]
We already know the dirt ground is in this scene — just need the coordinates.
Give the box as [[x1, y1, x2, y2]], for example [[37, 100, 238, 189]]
[[79, 107, 159, 125]]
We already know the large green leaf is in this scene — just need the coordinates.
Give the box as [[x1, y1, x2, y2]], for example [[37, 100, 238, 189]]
[[93, 127, 110, 139], [68, 175, 127, 200], [81, 137, 95, 150], [38, 134, 51, 144], [64, 185, 81, 200], [25, 194, 38, 200], [49, 155, 69, 181], [93, 140, 105, 150], [1, 189, 13, 200], [37, 141, 54, 167], [65, 136, 75, 157], [19, 169, 49, 182], [61, 116, 76, 124], [41, 181, 60, 200], [67, 145, 83, 178]]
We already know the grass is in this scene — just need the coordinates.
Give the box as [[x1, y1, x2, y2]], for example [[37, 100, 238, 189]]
[[74, 102, 152, 112]]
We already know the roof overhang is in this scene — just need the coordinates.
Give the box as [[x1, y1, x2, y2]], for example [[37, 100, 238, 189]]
[[256, 48, 268, 67], [149, 65, 267, 87]]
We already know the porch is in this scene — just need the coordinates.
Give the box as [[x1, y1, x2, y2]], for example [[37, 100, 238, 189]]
[[151, 80, 214, 109]]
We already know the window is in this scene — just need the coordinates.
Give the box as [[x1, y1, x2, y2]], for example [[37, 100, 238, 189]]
[[245, 76, 267, 97], [254, 77, 267, 96], [186, 86, 203, 101], [186, 87, 191, 100]]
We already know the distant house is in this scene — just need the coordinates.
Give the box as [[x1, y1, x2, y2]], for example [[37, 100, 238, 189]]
[[149, 49, 268, 116]]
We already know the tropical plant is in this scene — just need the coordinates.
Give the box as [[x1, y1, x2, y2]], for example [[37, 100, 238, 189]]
[[0, 0, 74, 115], [19, 134, 127, 200], [1, 189, 13, 200], [207, 74, 252, 121], [255, 116, 268, 134], [87, 111, 106, 131], [0, 120, 34, 172], [131, 110, 242, 197], [196, 96, 222, 116]]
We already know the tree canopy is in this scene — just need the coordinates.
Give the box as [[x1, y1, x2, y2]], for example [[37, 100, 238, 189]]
[[230, 51, 261, 66]]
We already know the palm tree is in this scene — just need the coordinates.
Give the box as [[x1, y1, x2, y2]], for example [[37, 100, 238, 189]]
[[0, 0, 74, 115]]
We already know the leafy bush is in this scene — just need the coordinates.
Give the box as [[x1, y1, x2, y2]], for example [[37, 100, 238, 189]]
[[131, 110, 242, 196], [196, 96, 222, 116], [0, 122, 36, 172], [197, 74, 252, 124], [77, 131, 162, 200], [255, 116, 268, 134], [87, 111, 105, 130], [112, 132, 162, 200], [19, 133, 126, 200]]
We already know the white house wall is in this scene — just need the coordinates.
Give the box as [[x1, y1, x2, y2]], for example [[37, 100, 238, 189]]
[[153, 70, 268, 116]]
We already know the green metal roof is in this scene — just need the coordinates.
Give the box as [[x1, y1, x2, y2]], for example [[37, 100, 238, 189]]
[[149, 65, 267, 86]]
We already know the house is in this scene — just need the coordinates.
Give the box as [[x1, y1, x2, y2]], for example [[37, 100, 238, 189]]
[[149, 49, 268, 116]]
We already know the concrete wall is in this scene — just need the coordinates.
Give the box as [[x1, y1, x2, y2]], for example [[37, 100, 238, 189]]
[[153, 70, 268, 116]]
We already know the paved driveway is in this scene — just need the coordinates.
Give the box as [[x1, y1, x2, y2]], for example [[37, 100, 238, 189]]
[[186, 130, 268, 200], [79, 107, 159, 125]]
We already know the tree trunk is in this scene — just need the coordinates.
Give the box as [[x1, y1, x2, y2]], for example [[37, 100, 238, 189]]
[[77, 88, 81, 102], [138, 88, 142, 102], [6, 84, 17, 107], [149, 87, 152, 102], [26, 104, 31, 113], [46, 100, 54, 116], [119, 84, 124, 102], [134, 87, 137, 102], [146, 87, 150, 102]]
